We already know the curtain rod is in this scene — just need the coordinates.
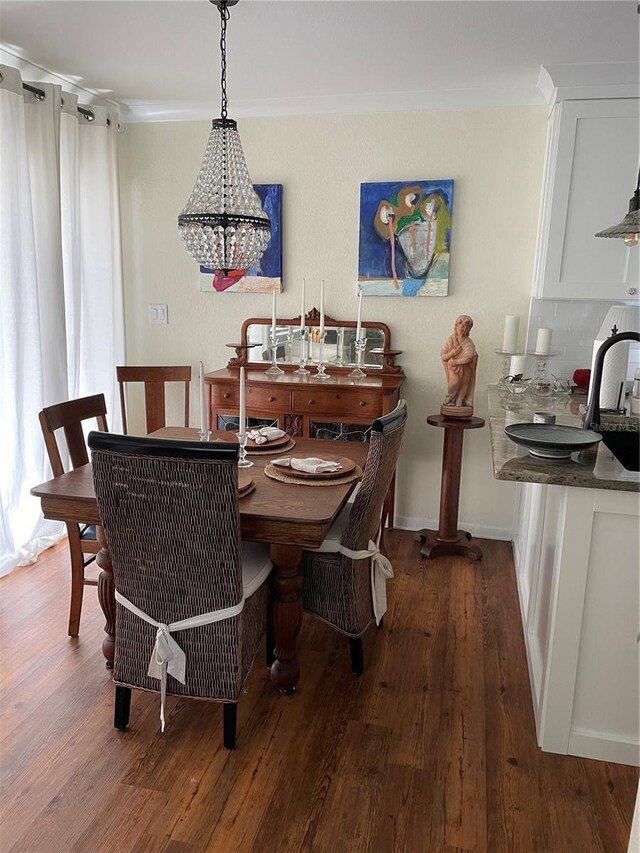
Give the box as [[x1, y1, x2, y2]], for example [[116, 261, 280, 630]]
[[21, 81, 111, 127]]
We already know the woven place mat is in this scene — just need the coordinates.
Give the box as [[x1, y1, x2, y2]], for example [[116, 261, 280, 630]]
[[246, 438, 296, 456], [264, 462, 363, 487]]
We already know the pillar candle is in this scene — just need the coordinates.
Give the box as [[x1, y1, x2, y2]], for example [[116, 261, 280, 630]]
[[501, 315, 520, 352], [271, 290, 277, 341], [199, 361, 206, 433], [319, 280, 325, 336], [300, 279, 306, 332], [510, 355, 526, 377], [535, 327, 552, 355], [356, 291, 363, 341], [239, 366, 246, 437]]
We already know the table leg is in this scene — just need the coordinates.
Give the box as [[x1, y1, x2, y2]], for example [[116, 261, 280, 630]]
[[96, 525, 116, 668], [269, 544, 303, 694]]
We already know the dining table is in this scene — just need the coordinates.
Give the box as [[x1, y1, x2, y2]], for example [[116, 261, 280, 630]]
[[31, 427, 369, 694]]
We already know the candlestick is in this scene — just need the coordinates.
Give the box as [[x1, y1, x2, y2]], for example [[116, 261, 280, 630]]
[[236, 431, 253, 468], [319, 280, 325, 337], [239, 366, 246, 437], [349, 338, 366, 379], [356, 291, 363, 341], [314, 331, 331, 380], [300, 278, 306, 332], [535, 327, 552, 356], [295, 328, 310, 374], [502, 315, 520, 353], [271, 289, 277, 341]]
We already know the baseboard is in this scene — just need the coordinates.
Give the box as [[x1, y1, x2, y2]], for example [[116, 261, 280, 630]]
[[568, 728, 640, 767], [393, 515, 512, 541]]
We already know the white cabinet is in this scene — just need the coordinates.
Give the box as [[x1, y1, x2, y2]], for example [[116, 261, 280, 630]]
[[534, 97, 639, 301], [513, 481, 640, 766]]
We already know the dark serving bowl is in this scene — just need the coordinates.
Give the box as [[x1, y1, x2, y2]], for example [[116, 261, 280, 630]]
[[504, 423, 602, 460]]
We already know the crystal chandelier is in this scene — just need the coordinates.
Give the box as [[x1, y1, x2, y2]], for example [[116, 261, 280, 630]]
[[178, 0, 271, 275], [595, 167, 640, 248]]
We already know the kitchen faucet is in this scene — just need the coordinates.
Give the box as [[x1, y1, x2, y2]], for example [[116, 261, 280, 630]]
[[584, 331, 640, 431]]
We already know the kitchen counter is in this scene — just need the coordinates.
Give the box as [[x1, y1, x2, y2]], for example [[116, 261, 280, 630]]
[[487, 385, 639, 492]]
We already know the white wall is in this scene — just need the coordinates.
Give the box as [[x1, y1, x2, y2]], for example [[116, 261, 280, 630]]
[[118, 106, 547, 537]]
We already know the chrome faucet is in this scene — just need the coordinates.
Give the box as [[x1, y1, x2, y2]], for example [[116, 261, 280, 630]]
[[584, 331, 640, 431]]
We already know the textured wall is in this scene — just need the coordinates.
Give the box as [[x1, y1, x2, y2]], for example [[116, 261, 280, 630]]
[[118, 106, 547, 536]]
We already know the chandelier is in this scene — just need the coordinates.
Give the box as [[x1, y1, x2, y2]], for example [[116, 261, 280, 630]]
[[178, 0, 271, 275], [595, 168, 640, 248]]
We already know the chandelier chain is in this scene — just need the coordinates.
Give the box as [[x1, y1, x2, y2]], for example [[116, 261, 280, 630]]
[[219, 2, 230, 119]]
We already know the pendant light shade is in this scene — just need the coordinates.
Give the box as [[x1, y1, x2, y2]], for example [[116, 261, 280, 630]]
[[595, 168, 640, 247], [178, 1, 270, 274]]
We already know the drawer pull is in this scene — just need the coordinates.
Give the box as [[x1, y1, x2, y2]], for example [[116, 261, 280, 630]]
[[308, 399, 315, 405], [223, 392, 230, 399], [359, 400, 367, 407], [268, 396, 276, 403]]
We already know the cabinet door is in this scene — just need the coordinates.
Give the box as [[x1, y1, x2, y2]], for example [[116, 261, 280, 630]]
[[535, 98, 639, 301]]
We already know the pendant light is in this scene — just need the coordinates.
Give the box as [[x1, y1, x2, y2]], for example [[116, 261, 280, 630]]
[[178, 0, 271, 275], [595, 168, 640, 247]]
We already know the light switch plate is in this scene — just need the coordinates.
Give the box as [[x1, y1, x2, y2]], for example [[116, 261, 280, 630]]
[[148, 304, 168, 325]]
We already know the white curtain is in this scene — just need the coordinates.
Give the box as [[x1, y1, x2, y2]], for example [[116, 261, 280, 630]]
[[0, 65, 124, 576]]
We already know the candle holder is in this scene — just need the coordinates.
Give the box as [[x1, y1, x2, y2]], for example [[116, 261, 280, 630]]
[[349, 338, 367, 379], [495, 349, 524, 383], [265, 335, 284, 377], [528, 352, 555, 397], [295, 328, 310, 375], [314, 332, 331, 380], [198, 429, 211, 442], [236, 432, 254, 468]]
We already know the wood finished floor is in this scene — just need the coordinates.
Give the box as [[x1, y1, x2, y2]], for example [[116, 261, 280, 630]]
[[1, 533, 637, 853]]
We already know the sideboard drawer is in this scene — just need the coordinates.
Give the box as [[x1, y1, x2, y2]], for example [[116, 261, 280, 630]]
[[212, 385, 238, 407], [247, 386, 292, 412], [292, 389, 383, 418]]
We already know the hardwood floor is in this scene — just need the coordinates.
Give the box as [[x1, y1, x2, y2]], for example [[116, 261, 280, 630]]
[[1, 533, 637, 852]]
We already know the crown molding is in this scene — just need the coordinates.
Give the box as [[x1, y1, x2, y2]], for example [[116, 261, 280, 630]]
[[538, 62, 640, 109], [0, 46, 118, 110]]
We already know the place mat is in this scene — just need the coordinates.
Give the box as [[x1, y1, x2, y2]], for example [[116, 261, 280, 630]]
[[246, 438, 296, 456], [264, 462, 363, 487], [273, 455, 357, 480]]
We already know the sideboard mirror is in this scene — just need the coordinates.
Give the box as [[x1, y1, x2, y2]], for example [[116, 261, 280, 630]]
[[228, 308, 402, 375]]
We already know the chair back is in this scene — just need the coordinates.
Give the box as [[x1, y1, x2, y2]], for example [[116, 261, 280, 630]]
[[39, 394, 108, 477], [88, 432, 242, 692], [116, 365, 192, 435], [341, 400, 408, 552]]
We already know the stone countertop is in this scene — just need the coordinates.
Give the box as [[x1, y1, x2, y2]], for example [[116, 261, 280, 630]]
[[487, 386, 640, 493]]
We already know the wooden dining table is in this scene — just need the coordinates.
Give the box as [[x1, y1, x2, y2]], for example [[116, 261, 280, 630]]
[[31, 427, 368, 694]]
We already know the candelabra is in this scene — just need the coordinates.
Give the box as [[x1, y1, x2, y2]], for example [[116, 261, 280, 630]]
[[314, 332, 331, 380], [265, 334, 284, 377], [349, 338, 367, 379], [295, 328, 310, 375], [236, 432, 254, 468]]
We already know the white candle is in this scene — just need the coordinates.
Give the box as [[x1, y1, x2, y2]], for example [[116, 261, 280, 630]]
[[271, 290, 277, 342], [319, 280, 325, 337], [356, 291, 363, 341], [300, 279, 306, 332], [510, 355, 526, 377], [535, 327, 552, 355], [239, 366, 246, 437], [501, 315, 520, 352], [199, 361, 206, 433]]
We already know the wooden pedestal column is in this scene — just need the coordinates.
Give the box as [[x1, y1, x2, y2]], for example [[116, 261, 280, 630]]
[[418, 414, 485, 562]]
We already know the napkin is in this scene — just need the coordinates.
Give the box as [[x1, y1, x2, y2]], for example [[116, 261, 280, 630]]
[[247, 427, 286, 445], [272, 457, 343, 474]]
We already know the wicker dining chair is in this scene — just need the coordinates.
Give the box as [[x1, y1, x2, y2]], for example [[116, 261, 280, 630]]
[[300, 399, 408, 675], [39, 394, 108, 636], [88, 432, 272, 749]]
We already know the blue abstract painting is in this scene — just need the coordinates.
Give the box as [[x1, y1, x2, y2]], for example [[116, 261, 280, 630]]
[[200, 183, 283, 293], [358, 179, 453, 297]]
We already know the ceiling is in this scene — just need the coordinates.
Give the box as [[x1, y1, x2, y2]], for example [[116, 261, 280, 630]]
[[1, 1, 638, 121]]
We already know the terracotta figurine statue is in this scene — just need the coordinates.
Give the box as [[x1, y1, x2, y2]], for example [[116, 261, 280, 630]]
[[441, 315, 478, 419]]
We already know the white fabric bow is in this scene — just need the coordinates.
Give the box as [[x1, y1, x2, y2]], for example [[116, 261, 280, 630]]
[[115, 590, 245, 732]]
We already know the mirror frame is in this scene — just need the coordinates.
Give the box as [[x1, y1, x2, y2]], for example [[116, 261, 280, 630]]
[[227, 307, 403, 376]]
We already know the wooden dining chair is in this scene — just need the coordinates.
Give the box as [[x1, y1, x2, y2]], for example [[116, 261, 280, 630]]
[[88, 431, 273, 748], [38, 394, 108, 637], [116, 365, 192, 434], [301, 399, 408, 675]]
